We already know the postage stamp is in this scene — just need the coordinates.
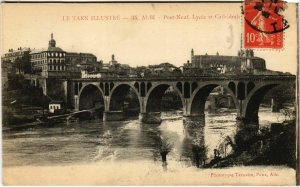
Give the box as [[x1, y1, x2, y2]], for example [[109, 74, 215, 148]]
[[243, 0, 289, 48]]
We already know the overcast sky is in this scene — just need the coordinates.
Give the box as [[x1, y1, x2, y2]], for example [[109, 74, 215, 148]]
[[2, 3, 298, 74]]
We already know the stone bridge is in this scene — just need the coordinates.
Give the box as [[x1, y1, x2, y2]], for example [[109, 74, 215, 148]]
[[69, 75, 295, 124]]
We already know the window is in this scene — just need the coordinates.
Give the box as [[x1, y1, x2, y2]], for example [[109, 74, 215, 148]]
[[56, 53, 58, 57]]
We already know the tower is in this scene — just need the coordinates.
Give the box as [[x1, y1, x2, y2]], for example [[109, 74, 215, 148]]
[[48, 33, 56, 48], [241, 49, 254, 72], [109, 54, 118, 66], [191, 48, 194, 64]]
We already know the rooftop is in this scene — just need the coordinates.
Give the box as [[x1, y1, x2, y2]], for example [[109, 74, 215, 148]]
[[30, 46, 65, 54]]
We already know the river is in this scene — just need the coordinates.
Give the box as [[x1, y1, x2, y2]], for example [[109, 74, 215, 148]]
[[3, 107, 288, 167]]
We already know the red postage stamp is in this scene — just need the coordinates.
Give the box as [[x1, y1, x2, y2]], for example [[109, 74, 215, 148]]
[[244, 0, 289, 48]]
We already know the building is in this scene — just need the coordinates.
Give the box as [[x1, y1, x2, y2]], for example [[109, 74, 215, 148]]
[[184, 49, 266, 74], [1, 47, 31, 74], [49, 100, 64, 113], [30, 34, 67, 78], [149, 62, 177, 73], [65, 64, 81, 78], [80, 60, 133, 78], [1, 47, 31, 63], [65, 51, 100, 78], [65, 52, 97, 65], [146, 62, 181, 77], [81, 69, 113, 78], [101, 54, 132, 76]]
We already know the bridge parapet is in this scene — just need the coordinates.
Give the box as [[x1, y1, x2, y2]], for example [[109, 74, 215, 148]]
[[71, 74, 295, 82]]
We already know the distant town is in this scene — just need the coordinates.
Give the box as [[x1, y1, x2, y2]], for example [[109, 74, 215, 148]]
[[2, 33, 294, 127], [2, 33, 290, 85]]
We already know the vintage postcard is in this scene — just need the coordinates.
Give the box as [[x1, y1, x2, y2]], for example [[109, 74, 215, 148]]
[[1, 1, 299, 185]]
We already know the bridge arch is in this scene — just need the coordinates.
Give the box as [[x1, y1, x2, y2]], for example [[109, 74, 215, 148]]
[[242, 83, 279, 123], [145, 83, 184, 113], [109, 83, 140, 113], [78, 84, 104, 111], [189, 83, 239, 116]]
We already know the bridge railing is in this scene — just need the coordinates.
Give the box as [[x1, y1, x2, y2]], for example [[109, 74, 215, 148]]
[[70, 74, 296, 82]]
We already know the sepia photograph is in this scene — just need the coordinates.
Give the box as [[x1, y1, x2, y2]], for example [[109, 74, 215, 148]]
[[1, 1, 298, 185]]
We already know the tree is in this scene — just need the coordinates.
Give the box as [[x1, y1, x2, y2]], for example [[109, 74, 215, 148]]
[[281, 107, 295, 121], [15, 58, 22, 74], [14, 53, 32, 74], [21, 53, 32, 74]]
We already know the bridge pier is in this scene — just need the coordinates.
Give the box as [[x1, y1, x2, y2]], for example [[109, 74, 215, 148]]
[[236, 115, 259, 125], [234, 119, 259, 149], [103, 111, 125, 121], [183, 114, 205, 122], [183, 114, 205, 128], [207, 97, 216, 114], [139, 112, 162, 124], [74, 95, 79, 111], [271, 98, 281, 112]]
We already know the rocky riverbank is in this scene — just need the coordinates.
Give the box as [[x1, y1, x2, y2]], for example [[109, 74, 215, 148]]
[[206, 120, 296, 168]]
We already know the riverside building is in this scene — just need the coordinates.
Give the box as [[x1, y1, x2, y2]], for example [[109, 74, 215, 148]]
[[30, 34, 67, 78]]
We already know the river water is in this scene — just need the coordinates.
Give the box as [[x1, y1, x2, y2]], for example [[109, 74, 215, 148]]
[[3, 107, 287, 167]]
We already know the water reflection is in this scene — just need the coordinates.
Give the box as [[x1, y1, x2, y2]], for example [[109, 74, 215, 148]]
[[181, 117, 206, 167], [3, 109, 284, 168]]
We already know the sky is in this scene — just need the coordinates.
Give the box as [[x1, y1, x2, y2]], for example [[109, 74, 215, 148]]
[[1, 3, 298, 74]]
